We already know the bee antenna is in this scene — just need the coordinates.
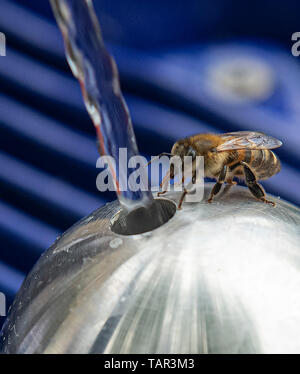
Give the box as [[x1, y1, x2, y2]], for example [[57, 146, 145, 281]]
[[146, 153, 173, 167]]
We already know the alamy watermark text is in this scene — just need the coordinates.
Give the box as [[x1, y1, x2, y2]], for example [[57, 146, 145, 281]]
[[292, 32, 300, 57], [96, 149, 205, 203]]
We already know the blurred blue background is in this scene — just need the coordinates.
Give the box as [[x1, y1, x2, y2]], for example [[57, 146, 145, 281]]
[[0, 0, 300, 328]]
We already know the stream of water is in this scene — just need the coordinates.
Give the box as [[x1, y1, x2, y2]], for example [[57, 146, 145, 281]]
[[50, 0, 154, 211]]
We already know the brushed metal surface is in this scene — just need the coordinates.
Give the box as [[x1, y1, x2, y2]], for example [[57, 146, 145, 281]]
[[1, 184, 300, 353]]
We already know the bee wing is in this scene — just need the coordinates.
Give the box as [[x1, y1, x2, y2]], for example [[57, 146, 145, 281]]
[[216, 131, 282, 151]]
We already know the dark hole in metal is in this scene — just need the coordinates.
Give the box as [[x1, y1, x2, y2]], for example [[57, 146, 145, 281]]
[[111, 198, 176, 236]]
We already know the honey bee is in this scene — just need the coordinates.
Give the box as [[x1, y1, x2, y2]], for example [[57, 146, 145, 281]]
[[158, 131, 282, 209]]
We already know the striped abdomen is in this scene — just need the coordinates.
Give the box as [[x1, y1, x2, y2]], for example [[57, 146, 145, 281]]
[[229, 149, 281, 180]]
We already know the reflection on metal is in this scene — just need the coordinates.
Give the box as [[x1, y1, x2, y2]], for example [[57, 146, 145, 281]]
[[208, 57, 275, 103], [1, 184, 300, 353]]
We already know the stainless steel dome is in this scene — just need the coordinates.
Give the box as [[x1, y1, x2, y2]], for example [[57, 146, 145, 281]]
[[1, 184, 300, 354]]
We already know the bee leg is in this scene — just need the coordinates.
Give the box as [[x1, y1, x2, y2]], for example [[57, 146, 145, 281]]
[[157, 168, 174, 197], [226, 177, 237, 186], [178, 188, 189, 210], [241, 162, 276, 207], [221, 177, 237, 196], [222, 177, 237, 195], [208, 165, 227, 203], [177, 168, 201, 209], [157, 178, 167, 196], [178, 165, 202, 209]]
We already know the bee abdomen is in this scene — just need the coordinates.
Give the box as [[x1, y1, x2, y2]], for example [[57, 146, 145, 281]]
[[250, 150, 281, 180]]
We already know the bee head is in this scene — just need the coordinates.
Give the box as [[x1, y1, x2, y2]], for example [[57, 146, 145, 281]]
[[171, 135, 214, 158], [171, 139, 197, 160]]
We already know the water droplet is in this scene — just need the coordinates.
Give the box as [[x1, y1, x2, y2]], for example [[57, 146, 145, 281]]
[[110, 238, 123, 248]]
